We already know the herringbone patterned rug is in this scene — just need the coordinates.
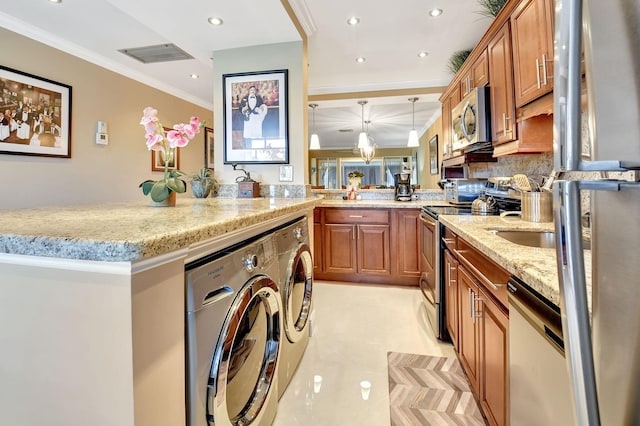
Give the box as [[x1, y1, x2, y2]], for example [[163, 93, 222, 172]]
[[387, 352, 486, 425]]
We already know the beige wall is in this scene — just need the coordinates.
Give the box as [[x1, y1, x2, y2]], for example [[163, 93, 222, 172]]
[[212, 42, 306, 185], [0, 28, 213, 210], [419, 115, 443, 189]]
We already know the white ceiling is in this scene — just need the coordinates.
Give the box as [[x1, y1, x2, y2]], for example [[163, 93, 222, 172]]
[[0, 0, 494, 149]]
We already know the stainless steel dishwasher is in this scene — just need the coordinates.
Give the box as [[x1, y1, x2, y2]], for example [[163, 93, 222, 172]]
[[508, 275, 576, 425]]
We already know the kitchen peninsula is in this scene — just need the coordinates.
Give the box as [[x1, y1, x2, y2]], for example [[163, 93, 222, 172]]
[[0, 197, 318, 426]]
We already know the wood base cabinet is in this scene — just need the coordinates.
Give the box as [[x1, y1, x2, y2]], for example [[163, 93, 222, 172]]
[[445, 227, 510, 426], [314, 207, 420, 286]]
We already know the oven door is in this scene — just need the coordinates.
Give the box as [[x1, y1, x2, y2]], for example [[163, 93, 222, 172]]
[[419, 212, 442, 338]]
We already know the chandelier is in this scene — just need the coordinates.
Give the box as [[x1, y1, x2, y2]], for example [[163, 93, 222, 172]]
[[356, 101, 376, 164], [360, 120, 376, 164]]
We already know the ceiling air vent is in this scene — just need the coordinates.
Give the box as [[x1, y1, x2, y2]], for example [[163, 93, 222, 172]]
[[118, 43, 194, 64], [338, 129, 354, 133]]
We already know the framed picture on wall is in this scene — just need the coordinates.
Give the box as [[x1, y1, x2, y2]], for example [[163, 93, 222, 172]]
[[0, 65, 72, 158], [222, 69, 289, 164], [204, 126, 214, 169], [429, 135, 439, 175], [151, 147, 180, 172]]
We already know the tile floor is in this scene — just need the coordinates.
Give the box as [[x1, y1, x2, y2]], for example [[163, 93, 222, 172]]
[[273, 281, 456, 425]]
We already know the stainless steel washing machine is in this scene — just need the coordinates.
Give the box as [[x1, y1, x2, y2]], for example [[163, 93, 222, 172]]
[[185, 233, 282, 426], [274, 217, 313, 399]]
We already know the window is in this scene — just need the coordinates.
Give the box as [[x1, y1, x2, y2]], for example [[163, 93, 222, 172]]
[[315, 156, 416, 188]]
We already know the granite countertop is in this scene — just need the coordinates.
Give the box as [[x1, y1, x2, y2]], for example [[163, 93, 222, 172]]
[[0, 197, 320, 262], [438, 215, 592, 307]]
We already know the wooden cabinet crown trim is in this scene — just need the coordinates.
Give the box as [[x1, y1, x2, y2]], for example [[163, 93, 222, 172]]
[[440, 0, 522, 101]]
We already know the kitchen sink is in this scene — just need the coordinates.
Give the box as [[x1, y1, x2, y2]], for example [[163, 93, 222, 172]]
[[492, 230, 591, 250]]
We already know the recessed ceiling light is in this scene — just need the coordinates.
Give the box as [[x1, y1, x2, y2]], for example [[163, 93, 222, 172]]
[[418, 51, 429, 58], [208, 17, 224, 26], [429, 8, 443, 17], [48, 0, 62, 3], [355, 57, 366, 63], [190, 74, 199, 79], [347, 17, 360, 26]]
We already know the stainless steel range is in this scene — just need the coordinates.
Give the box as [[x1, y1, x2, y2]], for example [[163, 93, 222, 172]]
[[420, 183, 521, 341]]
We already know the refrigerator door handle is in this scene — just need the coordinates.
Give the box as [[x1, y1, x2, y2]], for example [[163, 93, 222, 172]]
[[553, 0, 583, 172], [554, 0, 640, 173], [553, 180, 601, 425]]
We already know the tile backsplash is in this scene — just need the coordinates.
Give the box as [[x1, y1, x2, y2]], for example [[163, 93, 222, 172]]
[[468, 152, 553, 181]]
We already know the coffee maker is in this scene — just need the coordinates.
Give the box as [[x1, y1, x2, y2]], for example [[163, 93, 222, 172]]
[[394, 173, 413, 201]]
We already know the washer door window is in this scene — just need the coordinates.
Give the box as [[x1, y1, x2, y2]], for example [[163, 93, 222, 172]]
[[284, 244, 313, 343], [208, 275, 281, 425]]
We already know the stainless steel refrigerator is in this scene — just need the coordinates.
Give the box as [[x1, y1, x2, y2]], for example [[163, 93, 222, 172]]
[[553, 0, 640, 425]]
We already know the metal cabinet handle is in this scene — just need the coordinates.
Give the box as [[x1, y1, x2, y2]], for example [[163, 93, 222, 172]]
[[502, 113, 512, 137], [542, 53, 552, 85], [349, 215, 363, 218], [487, 282, 507, 291], [468, 288, 474, 320], [536, 58, 542, 89]]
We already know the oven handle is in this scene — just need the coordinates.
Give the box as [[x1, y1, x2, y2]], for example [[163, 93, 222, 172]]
[[419, 212, 436, 230]]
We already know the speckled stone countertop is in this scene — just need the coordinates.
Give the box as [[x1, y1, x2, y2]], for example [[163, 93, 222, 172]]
[[0, 197, 319, 262], [438, 215, 592, 307]]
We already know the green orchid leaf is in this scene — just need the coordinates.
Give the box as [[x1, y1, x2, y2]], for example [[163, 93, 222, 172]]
[[169, 170, 185, 178], [149, 181, 170, 202], [139, 180, 156, 196], [166, 178, 186, 193]]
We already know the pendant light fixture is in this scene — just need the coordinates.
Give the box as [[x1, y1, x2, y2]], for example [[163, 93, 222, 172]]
[[360, 120, 376, 164], [407, 97, 420, 147], [357, 100, 369, 149], [309, 103, 320, 150]]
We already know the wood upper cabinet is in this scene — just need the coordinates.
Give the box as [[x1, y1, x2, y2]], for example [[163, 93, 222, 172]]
[[459, 49, 489, 97], [488, 22, 517, 145], [511, 0, 554, 107], [440, 84, 461, 159]]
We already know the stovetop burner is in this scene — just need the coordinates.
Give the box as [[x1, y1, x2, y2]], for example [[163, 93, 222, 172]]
[[422, 204, 474, 218]]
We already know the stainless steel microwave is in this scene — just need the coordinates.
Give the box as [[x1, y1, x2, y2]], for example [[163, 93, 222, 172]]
[[451, 86, 491, 152]]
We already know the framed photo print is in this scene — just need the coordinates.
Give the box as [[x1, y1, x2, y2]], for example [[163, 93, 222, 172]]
[[222, 69, 289, 164], [429, 135, 439, 175], [0, 66, 72, 158], [204, 126, 214, 169], [151, 147, 180, 172]]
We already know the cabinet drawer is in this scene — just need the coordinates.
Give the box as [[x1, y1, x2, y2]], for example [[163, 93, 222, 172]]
[[324, 208, 389, 224], [455, 239, 510, 308], [442, 227, 458, 251]]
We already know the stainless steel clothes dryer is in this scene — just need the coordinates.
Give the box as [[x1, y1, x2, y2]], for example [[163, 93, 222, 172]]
[[274, 217, 313, 399], [185, 234, 282, 426]]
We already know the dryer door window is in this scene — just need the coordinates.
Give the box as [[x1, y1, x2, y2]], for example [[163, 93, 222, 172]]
[[208, 275, 281, 425], [285, 244, 313, 343]]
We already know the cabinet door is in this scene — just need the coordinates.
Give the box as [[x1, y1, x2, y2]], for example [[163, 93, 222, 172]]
[[395, 209, 421, 277], [479, 286, 509, 426], [459, 49, 489, 97], [313, 222, 323, 274], [511, 0, 554, 107], [357, 224, 391, 275], [323, 224, 357, 274], [441, 85, 461, 158], [444, 249, 459, 350], [457, 266, 480, 395], [488, 23, 516, 144]]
